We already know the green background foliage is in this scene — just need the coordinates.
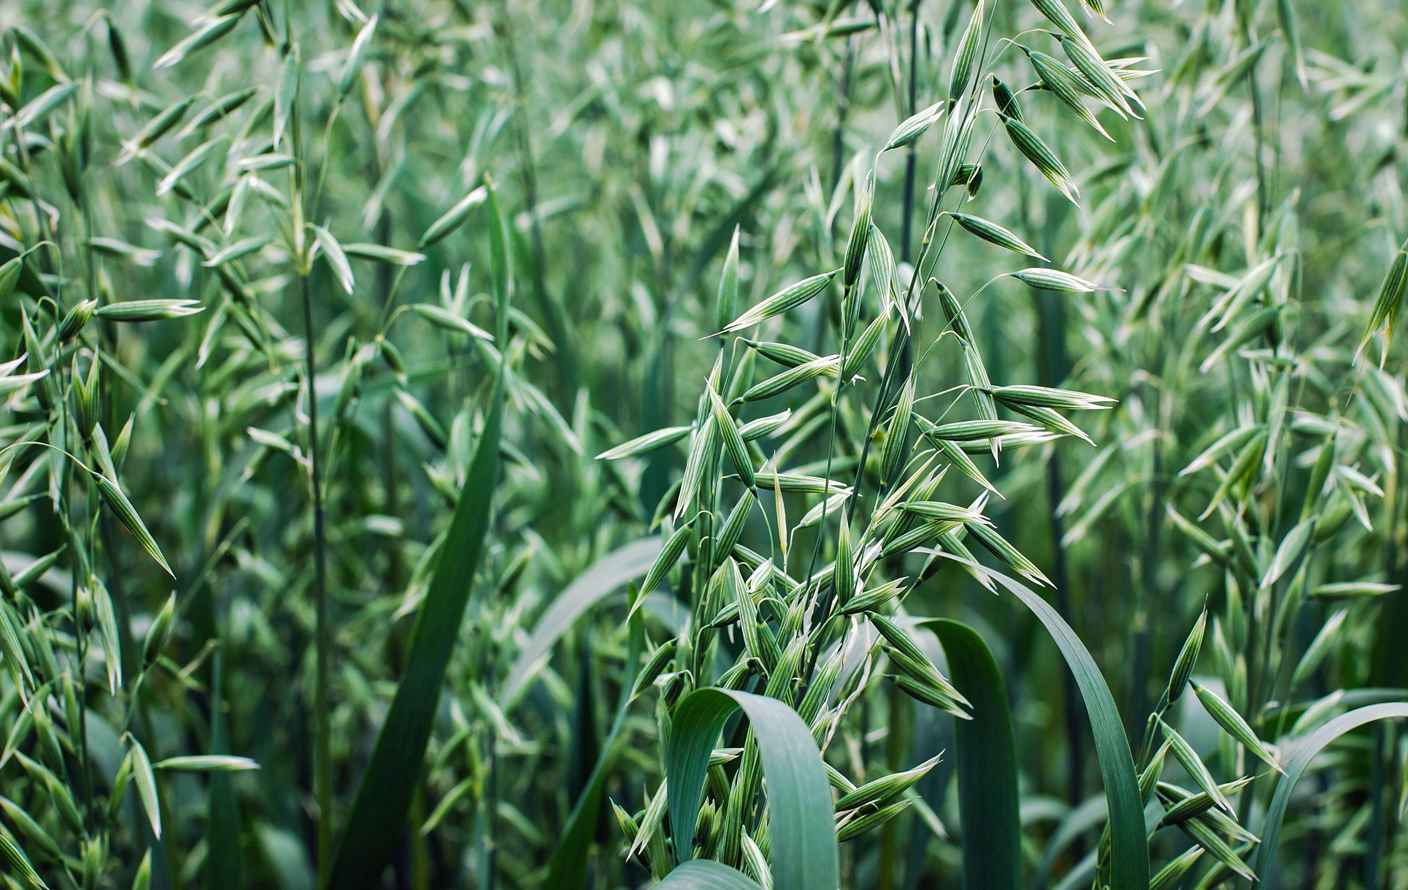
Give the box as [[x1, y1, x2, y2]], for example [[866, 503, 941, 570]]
[[0, 0, 1406, 888]]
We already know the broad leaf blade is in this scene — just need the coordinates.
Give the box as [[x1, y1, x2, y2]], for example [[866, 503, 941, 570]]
[[655, 859, 765, 890], [985, 570, 1149, 890], [929, 619, 1020, 890], [665, 688, 838, 890]]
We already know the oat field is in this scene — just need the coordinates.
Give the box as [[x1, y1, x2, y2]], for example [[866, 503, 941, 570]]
[[1, 1, 1407, 889]]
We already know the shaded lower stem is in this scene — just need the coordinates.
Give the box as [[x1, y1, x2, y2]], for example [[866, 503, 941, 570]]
[[302, 269, 332, 882]]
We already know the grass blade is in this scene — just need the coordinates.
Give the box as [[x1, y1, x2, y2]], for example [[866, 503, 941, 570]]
[[985, 570, 1149, 890], [543, 615, 645, 889], [665, 689, 838, 890], [500, 538, 662, 707], [655, 859, 764, 890], [928, 619, 1021, 890], [1252, 703, 1408, 887], [329, 316, 508, 890]]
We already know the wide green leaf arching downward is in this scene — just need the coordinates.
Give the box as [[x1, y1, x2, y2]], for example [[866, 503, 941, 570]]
[[985, 570, 1149, 890], [665, 688, 838, 890], [655, 859, 765, 890], [928, 619, 1021, 890], [1252, 703, 1408, 887], [328, 183, 511, 890]]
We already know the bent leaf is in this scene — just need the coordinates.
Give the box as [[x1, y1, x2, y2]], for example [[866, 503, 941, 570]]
[[666, 688, 838, 890], [928, 619, 1020, 890], [986, 570, 1149, 890], [500, 537, 662, 707], [1252, 703, 1408, 887]]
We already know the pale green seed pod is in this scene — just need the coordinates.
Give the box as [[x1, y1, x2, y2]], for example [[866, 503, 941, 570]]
[[1024, 47, 1113, 140], [713, 496, 753, 568], [95, 299, 203, 322], [892, 674, 967, 717], [837, 797, 914, 841], [842, 578, 906, 616], [0, 600, 34, 690], [1029, 0, 1087, 46], [0, 833, 45, 890], [871, 615, 940, 682], [723, 269, 838, 333], [1159, 719, 1231, 813], [75, 355, 100, 438], [950, 212, 1046, 258], [949, 0, 985, 100], [0, 257, 22, 305], [1165, 607, 1207, 703], [1000, 114, 1079, 202], [1149, 847, 1203, 890], [32, 703, 63, 772], [181, 87, 258, 137], [1139, 738, 1171, 801], [884, 101, 945, 151], [633, 520, 692, 610], [843, 171, 873, 290], [1179, 813, 1255, 879], [94, 473, 173, 577], [597, 424, 691, 460], [132, 850, 153, 890], [13, 25, 67, 82], [0, 795, 61, 861], [338, 15, 379, 99], [418, 186, 489, 249], [834, 514, 855, 607], [144, 593, 177, 667], [394, 388, 448, 450], [745, 339, 822, 369], [880, 377, 914, 489], [1361, 238, 1408, 349], [111, 414, 135, 470], [610, 799, 641, 850], [1009, 267, 1100, 292], [841, 306, 890, 381], [1059, 34, 1137, 117], [12, 549, 62, 593], [835, 753, 941, 810], [47, 768, 84, 835], [1191, 681, 1282, 772], [630, 639, 677, 701], [715, 225, 740, 335], [799, 649, 843, 726], [153, 15, 241, 70], [966, 521, 1053, 587], [82, 836, 105, 889], [991, 75, 1023, 121], [708, 384, 755, 489], [733, 356, 840, 404], [137, 97, 195, 148]]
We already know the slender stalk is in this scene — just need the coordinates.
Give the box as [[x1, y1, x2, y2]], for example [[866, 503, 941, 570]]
[[498, 2, 576, 396], [301, 267, 332, 881], [900, 3, 920, 264], [284, 13, 334, 878]]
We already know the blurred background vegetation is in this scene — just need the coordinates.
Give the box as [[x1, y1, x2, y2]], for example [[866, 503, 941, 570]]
[[1, 0, 1407, 889]]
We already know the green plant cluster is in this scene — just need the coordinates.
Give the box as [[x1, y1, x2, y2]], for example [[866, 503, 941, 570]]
[[0, 1, 1406, 889]]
